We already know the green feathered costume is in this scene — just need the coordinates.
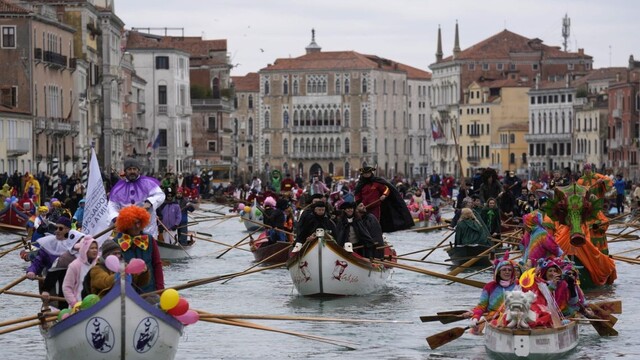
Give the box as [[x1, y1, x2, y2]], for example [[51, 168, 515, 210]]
[[271, 170, 282, 193]]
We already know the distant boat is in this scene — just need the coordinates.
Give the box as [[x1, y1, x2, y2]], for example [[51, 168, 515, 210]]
[[445, 244, 494, 268], [157, 231, 195, 260], [41, 274, 183, 360], [0, 202, 31, 228], [250, 231, 291, 265], [287, 235, 394, 296]]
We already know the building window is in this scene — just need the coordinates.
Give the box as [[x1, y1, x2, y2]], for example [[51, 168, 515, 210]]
[[283, 80, 288, 95], [1, 26, 16, 48], [509, 63, 516, 71], [532, 64, 539, 70], [363, 137, 368, 153], [344, 79, 350, 94], [248, 145, 253, 157], [159, 129, 168, 147], [248, 117, 253, 136], [264, 111, 270, 128], [248, 95, 253, 109], [1, 86, 17, 107], [155, 56, 169, 69], [361, 78, 367, 93], [362, 109, 367, 127], [158, 85, 167, 104], [264, 139, 270, 155], [496, 63, 504, 71], [336, 78, 341, 94], [283, 110, 289, 128], [293, 80, 299, 95], [468, 63, 475, 70], [344, 138, 350, 153], [344, 109, 350, 127], [283, 139, 289, 154], [482, 63, 489, 70], [568, 63, 574, 70], [208, 141, 217, 152], [264, 80, 270, 95], [208, 116, 217, 131]]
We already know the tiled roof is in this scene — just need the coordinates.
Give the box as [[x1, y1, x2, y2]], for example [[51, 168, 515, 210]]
[[441, 29, 592, 62], [0, 0, 29, 14], [126, 31, 227, 55], [261, 50, 431, 79], [572, 67, 628, 86], [232, 72, 259, 92], [480, 78, 532, 88]]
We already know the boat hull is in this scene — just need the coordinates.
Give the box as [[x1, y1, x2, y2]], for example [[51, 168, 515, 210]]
[[484, 321, 578, 359], [287, 238, 392, 296], [42, 276, 183, 360], [446, 244, 493, 267], [0, 202, 31, 228], [157, 240, 194, 260], [251, 232, 291, 264]]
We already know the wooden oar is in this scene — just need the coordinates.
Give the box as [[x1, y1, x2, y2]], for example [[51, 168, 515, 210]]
[[426, 318, 486, 349], [447, 242, 502, 277], [584, 304, 618, 336], [610, 254, 640, 265], [241, 218, 295, 237], [196, 310, 411, 324], [0, 243, 22, 258], [0, 315, 57, 335], [216, 228, 262, 259], [199, 316, 357, 349], [419, 314, 466, 324], [157, 219, 192, 259], [221, 243, 291, 284], [593, 300, 621, 314], [0, 310, 60, 328], [191, 234, 251, 252], [399, 243, 450, 258], [372, 260, 485, 288], [411, 224, 450, 233], [0, 238, 24, 248], [0, 274, 27, 295], [2, 290, 66, 302], [395, 256, 471, 268], [421, 230, 455, 260]]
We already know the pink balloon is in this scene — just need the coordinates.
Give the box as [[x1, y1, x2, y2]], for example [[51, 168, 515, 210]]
[[105, 255, 120, 273], [125, 258, 146, 274], [175, 309, 199, 325]]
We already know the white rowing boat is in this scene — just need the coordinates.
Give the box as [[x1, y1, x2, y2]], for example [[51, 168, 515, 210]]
[[41, 274, 183, 359], [484, 321, 579, 359], [286, 233, 393, 296]]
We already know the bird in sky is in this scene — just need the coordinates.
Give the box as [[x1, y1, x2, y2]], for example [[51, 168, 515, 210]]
[[260, 48, 264, 53]]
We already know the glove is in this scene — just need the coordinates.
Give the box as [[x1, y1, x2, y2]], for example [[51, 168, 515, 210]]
[[470, 318, 478, 327]]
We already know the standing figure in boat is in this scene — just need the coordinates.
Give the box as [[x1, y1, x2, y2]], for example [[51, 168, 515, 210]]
[[454, 208, 490, 247], [354, 165, 413, 232], [156, 187, 181, 244], [85, 240, 150, 298], [176, 187, 196, 245], [108, 158, 165, 239], [481, 198, 502, 240], [112, 205, 164, 293], [521, 210, 563, 267], [292, 202, 337, 253], [24, 173, 41, 206], [336, 201, 385, 259]]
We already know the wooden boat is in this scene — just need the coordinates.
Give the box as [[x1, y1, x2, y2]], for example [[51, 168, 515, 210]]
[[157, 231, 195, 260], [250, 231, 291, 264], [0, 202, 31, 228], [41, 274, 183, 360], [484, 321, 579, 359], [445, 244, 493, 268], [286, 235, 394, 296]]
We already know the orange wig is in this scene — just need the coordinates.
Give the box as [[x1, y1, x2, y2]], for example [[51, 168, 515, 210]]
[[115, 205, 151, 233]]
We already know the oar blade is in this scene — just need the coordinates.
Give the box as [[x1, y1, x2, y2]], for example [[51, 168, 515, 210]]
[[593, 300, 622, 314], [426, 326, 467, 349], [419, 315, 462, 324]]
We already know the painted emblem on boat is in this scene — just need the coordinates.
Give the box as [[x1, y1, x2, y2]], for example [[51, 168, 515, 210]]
[[133, 317, 159, 353], [85, 317, 114, 353], [332, 260, 348, 280], [298, 261, 311, 282]]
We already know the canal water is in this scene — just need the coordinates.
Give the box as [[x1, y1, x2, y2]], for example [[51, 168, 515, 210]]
[[0, 204, 638, 359]]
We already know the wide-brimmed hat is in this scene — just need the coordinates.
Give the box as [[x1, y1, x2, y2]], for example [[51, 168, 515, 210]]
[[339, 202, 356, 210], [358, 165, 376, 174]]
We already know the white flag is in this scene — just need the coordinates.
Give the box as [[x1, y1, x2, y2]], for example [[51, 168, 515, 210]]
[[83, 148, 112, 245]]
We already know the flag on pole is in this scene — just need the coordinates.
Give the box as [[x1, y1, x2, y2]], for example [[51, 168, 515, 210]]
[[152, 132, 161, 149], [83, 147, 112, 245]]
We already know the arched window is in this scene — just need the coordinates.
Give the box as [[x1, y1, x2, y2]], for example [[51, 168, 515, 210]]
[[344, 78, 350, 94], [233, 118, 238, 134], [264, 111, 270, 129], [283, 110, 289, 128], [329, 110, 335, 126], [293, 110, 299, 126], [344, 109, 350, 127], [510, 152, 515, 164], [363, 137, 368, 153], [311, 110, 317, 126], [336, 78, 341, 94], [264, 139, 270, 155], [293, 139, 299, 153], [509, 134, 515, 143], [306, 79, 312, 93], [283, 80, 288, 95], [328, 162, 334, 174], [324, 110, 329, 126], [336, 109, 341, 126], [248, 95, 254, 109], [330, 138, 335, 152], [248, 144, 253, 157], [362, 78, 367, 93], [345, 162, 350, 178], [212, 77, 220, 98], [306, 139, 311, 152], [248, 117, 254, 136], [321, 80, 327, 93], [323, 138, 329, 152], [336, 137, 342, 153], [283, 139, 289, 154], [312, 138, 317, 153], [264, 80, 270, 95], [293, 80, 299, 95], [362, 109, 368, 127], [305, 110, 311, 126], [345, 138, 350, 153]]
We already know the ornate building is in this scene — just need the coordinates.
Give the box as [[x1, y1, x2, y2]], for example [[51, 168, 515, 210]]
[[230, 72, 259, 184], [246, 31, 430, 181]]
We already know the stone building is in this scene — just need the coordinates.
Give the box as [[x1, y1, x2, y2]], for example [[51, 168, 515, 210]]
[[230, 72, 259, 184], [430, 23, 593, 177], [251, 31, 430, 181]]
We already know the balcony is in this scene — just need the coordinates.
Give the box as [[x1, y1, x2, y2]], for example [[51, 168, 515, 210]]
[[34, 118, 47, 133], [7, 137, 30, 156], [288, 152, 343, 160], [191, 98, 234, 112], [135, 127, 148, 140], [35, 117, 76, 135], [467, 156, 480, 164], [434, 137, 448, 145], [524, 133, 571, 142], [43, 51, 67, 69], [176, 147, 194, 157], [573, 153, 586, 161], [156, 105, 168, 115], [609, 139, 621, 150], [290, 125, 342, 134], [34, 48, 42, 61], [468, 132, 481, 138], [612, 108, 622, 119], [176, 105, 192, 116]]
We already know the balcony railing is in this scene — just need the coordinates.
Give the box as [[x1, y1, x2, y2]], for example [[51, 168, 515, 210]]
[[176, 105, 192, 116], [7, 137, 30, 156], [191, 98, 234, 111], [612, 108, 622, 119], [290, 125, 342, 134], [573, 153, 586, 161], [288, 152, 343, 160], [176, 148, 194, 157], [34, 117, 78, 135], [467, 156, 481, 163], [157, 105, 168, 115], [609, 139, 621, 150], [43, 51, 67, 68], [34, 48, 42, 60]]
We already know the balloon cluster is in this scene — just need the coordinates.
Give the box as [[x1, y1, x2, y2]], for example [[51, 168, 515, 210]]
[[57, 294, 101, 321], [160, 289, 198, 325], [3, 196, 18, 207], [104, 255, 146, 274]]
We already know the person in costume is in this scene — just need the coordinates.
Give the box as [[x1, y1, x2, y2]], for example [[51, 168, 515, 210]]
[[108, 158, 165, 239], [479, 168, 503, 204], [481, 197, 502, 239], [576, 163, 612, 199], [112, 205, 164, 292], [336, 201, 385, 259], [156, 187, 182, 243], [258, 196, 287, 245], [454, 208, 490, 246], [85, 240, 150, 298], [280, 173, 296, 195], [29, 205, 50, 242], [62, 235, 99, 306], [292, 201, 337, 253], [176, 187, 196, 245], [270, 169, 283, 193], [72, 199, 86, 229], [24, 173, 41, 205], [354, 165, 413, 232], [521, 210, 563, 267], [465, 254, 517, 334]]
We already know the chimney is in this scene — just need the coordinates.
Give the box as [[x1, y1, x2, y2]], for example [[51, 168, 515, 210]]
[[435, 25, 443, 63], [578, 48, 584, 55]]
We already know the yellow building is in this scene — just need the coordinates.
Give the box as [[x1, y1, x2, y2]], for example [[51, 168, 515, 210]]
[[459, 79, 530, 178]]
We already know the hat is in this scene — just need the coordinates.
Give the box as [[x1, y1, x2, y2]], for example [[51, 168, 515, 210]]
[[276, 199, 289, 211], [101, 240, 121, 258], [536, 257, 563, 279], [264, 196, 276, 208], [79, 199, 86, 204], [340, 202, 356, 210], [358, 165, 376, 174], [165, 187, 174, 196], [123, 157, 140, 170], [492, 252, 514, 282], [56, 216, 72, 229], [310, 193, 324, 200]]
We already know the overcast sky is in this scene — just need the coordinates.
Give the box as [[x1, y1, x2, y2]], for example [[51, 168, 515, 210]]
[[116, 0, 640, 76]]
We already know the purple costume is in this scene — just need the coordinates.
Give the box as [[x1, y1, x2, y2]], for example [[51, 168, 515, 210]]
[[108, 176, 165, 238]]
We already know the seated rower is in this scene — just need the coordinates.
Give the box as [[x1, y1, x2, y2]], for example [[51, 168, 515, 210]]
[[62, 236, 99, 306]]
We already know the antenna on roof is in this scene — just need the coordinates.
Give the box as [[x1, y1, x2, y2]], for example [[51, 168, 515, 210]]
[[562, 13, 570, 52]]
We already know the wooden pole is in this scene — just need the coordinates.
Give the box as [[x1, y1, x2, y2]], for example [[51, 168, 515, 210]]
[[372, 260, 485, 288]]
